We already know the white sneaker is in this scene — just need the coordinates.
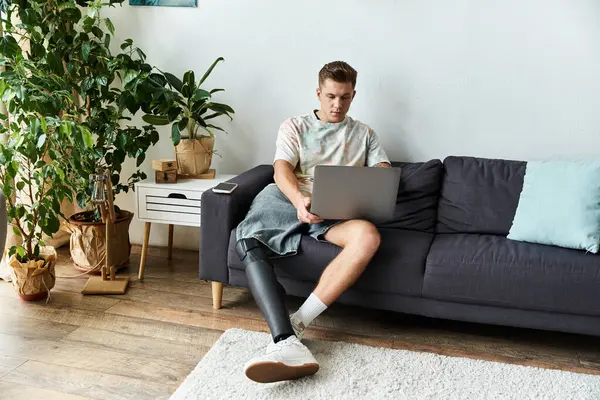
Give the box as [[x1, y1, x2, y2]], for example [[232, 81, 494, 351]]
[[244, 336, 319, 383], [290, 313, 306, 340]]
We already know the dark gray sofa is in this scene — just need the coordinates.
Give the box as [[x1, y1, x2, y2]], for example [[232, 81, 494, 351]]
[[200, 156, 600, 336]]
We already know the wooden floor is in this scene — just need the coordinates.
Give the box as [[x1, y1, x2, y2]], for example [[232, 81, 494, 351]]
[[0, 246, 598, 399]]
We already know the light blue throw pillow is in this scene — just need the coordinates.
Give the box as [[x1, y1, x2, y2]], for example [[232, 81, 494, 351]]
[[507, 160, 600, 253]]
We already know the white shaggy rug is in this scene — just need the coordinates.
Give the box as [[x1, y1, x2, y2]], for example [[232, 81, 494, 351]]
[[170, 328, 600, 400]]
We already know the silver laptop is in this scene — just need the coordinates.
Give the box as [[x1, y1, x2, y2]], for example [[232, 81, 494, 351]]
[[310, 165, 401, 223]]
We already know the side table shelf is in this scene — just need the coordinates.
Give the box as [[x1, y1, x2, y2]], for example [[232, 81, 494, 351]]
[[134, 175, 237, 309]]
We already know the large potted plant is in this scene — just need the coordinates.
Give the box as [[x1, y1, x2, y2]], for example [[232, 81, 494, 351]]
[[0, 32, 77, 299], [66, 34, 160, 273], [142, 58, 234, 176], [65, 11, 161, 273], [0, 0, 162, 273]]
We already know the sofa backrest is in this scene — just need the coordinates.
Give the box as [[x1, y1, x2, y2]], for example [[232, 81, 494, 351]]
[[437, 156, 526, 235], [377, 159, 444, 233]]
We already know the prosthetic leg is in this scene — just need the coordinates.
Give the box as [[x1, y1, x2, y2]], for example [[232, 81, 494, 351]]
[[236, 238, 295, 342]]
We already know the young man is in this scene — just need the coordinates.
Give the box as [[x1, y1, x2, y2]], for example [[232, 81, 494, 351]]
[[236, 61, 391, 383]]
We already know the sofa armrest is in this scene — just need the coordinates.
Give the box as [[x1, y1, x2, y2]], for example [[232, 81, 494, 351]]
[[199, 165, 274, 282]]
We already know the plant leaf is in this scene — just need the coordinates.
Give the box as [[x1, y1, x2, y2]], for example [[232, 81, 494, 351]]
[[203, 112, 223, 120], [30, 118, 39, 135], [0, 35, 19, 58], [60, 121, 72, 136], [82, 42, 91, 62], [208, 102, 234, 114], [123, 70, 138, 87], [177, 117, 188, 132], [198, 57, 224, 87], [92, 26, 103, 39], [96, 76, 108, 86], [206, 124, 226, 133], [193, 89, 210, 101], [37, 134, 46, 148], [136, 48, 146, 61], [56, 167, 65, 181], [81, 126, 94, 148], [171, 122, 181, 146], [44, 214, 60, 236], [163, 72, 183, 93], [120, 38, 133, 50], [210, 88, 224, 94], [183, 70, 195, 88], [105, 18, 115, 35], [142, 114, 169, 125]]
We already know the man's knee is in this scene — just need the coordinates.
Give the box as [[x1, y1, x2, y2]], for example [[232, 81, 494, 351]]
[[349, 220, 381, 254]]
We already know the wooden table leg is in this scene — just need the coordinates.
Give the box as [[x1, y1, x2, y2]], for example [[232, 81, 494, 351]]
[[168, 224, 174, 261], [138, 222, 151, 280], [212, 281, 223, 309]]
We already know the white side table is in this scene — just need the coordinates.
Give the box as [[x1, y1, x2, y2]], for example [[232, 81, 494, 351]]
[[134, 175, 236, 289]]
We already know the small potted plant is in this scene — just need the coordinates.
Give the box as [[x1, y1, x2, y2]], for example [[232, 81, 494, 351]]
[[142, 57, 235, 176]]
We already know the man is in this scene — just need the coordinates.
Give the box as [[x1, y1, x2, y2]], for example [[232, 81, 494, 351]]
[[236, 61, 391, 383]]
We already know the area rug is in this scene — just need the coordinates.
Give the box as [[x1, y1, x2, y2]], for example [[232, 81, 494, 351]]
[[169, 328, 600, 400]]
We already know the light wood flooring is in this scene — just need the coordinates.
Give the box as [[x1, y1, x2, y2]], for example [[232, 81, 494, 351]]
[[0, 245, 598, 399]]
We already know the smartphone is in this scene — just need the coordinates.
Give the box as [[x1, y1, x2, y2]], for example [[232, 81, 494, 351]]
[[212, 182, 238, 194]]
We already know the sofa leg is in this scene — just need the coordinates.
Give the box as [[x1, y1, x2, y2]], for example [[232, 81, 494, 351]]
[[212, 281, 223, 309]]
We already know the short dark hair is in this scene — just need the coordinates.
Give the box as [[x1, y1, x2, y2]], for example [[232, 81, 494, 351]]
[[318, 61, 357, 88]]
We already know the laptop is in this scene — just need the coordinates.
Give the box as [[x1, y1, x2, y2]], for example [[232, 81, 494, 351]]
[[310, 165, 401, 223]]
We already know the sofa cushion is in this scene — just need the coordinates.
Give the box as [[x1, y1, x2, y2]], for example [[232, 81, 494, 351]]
[[508, 159, 600, 253], [228, 228, 434, 296], [437, 156, 526, 235], [423, 233, 600, 316], [377, 159, 443, 233]]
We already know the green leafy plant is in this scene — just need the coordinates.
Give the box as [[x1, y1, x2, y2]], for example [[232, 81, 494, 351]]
[[0, 57, 76, 262], [142, 57, 235, 147], [0, 0, 163, 224]]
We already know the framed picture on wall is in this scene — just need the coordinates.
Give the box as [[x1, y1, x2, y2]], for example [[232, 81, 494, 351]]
[[129, 0, 196, 7]]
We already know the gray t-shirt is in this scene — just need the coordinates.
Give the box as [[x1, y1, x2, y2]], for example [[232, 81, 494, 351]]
[[274, 111, 390, 196]]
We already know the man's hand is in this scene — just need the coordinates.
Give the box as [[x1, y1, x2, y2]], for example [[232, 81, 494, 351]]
[[294, 196, 323, 224], [374, 162, 391, 168]]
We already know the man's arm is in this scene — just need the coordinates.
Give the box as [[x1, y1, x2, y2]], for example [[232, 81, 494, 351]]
[[274, 160, 323, 223]]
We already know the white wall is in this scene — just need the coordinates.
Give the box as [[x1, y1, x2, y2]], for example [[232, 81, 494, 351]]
[[105, 0, 600, 250]]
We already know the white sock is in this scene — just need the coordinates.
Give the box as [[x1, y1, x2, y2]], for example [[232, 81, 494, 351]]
[[294, 293, 327, 327]]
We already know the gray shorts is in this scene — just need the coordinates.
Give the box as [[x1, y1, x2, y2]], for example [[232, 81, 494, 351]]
[[236, 184, 341, 257]]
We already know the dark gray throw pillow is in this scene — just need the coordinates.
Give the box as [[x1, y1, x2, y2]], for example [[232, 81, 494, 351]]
[[376, 159, 444, 233]]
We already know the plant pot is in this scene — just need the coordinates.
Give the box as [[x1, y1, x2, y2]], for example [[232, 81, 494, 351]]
[[67, 210, 133, 274], [175, 136, 214, 176], [9, 246, 56, 301]]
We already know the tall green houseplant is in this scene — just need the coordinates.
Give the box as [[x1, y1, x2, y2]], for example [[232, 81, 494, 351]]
[[0, 10, 80, 299], [0, 0, 164, 273]]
